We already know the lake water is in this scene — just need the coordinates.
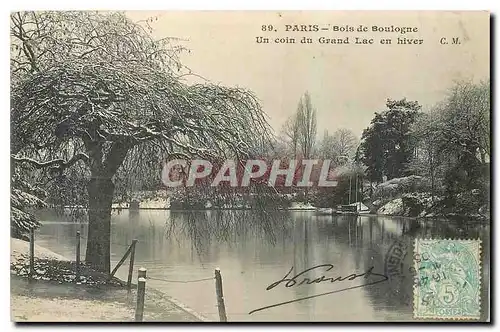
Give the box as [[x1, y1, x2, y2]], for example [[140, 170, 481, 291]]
[[33, 209, 490, 322]]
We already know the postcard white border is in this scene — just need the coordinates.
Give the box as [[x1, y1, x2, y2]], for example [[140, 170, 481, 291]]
[[1, 1, 496, 331]]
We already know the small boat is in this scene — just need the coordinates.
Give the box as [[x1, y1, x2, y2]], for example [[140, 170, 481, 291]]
[[335, 202, 370, 215], [336, 205, 359, 215], [335, 171, 371, 216], [349, 202, 371, 215]]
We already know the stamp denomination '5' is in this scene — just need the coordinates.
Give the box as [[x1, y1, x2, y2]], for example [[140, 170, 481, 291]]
[[413, 239, 481, 320]]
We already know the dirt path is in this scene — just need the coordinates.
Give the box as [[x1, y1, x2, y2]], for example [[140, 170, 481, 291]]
[[10, 239, 202, 322], [11, 276, 200, 322]]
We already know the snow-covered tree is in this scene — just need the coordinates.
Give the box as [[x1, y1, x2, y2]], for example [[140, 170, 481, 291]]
[[297, 92, 317, 159], [280, 114, 300, 157], [359, 98, 421, 182], [319, 129, 358, 166], [11, 11, 273, 272], [11, 165, 47, 239]]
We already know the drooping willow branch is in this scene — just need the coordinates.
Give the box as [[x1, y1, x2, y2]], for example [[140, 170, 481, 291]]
[[11, 152, 90, 170], [11, 11, 276, 212]]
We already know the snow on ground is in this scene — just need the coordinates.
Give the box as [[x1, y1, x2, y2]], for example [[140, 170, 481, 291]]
[[111, 202, 128, 209], [288, 202, 316, 210], [377, 198, 404, 216], [11, 238, 68, 265], [139, 197, 170, 209], [10, 238, 202, 322], [374, 175, 425, 198], [11, 295, 134, 322], [112, 197, 170, 209], [316, 208, 334, 215]]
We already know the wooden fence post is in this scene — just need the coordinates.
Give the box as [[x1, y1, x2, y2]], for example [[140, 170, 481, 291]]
[[135, 267, 147, 322], [29, 227, 35, 280], [214, 268, 227, 322], [127, 239, 138, 289], [108, 243, 134, 281], [76, 231, 81, 283]]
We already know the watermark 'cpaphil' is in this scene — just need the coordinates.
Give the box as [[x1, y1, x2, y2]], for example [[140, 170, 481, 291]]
[[161, 159, 339, 188]]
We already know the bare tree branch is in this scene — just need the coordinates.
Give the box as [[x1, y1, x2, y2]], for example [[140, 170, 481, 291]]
[[12, 152, 89, 169]]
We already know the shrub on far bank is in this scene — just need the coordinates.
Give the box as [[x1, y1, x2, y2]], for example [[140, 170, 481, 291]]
[[372, 175, 432, 200]]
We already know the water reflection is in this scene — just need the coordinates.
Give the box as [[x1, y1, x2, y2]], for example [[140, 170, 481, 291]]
[[34, 210, 489, 322]]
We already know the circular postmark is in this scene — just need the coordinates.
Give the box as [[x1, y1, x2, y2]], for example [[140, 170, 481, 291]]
[[384, 238, 415, 307]]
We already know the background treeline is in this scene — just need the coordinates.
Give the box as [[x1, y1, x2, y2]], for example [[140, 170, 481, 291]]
[[30, 79, 490, 219], [263, 80, 490, 217]]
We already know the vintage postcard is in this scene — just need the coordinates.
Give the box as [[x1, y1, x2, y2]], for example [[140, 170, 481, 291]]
[[10, 11, 490, 322]]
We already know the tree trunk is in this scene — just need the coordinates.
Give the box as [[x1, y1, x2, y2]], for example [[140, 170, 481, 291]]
[[480, 150, 486, 164], [82, 139, 130, 273], [86, 175, 115, 273], [429, 150, 436, 203]]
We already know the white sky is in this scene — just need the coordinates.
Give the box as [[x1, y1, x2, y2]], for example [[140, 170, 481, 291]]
[[126, 11, 489, 138]]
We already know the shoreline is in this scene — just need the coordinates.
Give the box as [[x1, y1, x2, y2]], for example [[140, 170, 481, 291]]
[[49, 206, 490, 223], [10, 238, 211, 322]]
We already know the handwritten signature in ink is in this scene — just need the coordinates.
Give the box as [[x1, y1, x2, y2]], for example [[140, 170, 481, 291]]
[[249, 264, 389, 314]]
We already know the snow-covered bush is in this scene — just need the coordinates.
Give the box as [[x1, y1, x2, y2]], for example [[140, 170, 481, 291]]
[[373, 175, 431, 200]]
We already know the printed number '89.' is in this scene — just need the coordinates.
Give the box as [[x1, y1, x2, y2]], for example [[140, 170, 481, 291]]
[[262, 25, 275, 32]]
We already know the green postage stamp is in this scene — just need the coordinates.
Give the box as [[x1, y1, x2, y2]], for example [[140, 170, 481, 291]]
[[413, 239, 482, 320]]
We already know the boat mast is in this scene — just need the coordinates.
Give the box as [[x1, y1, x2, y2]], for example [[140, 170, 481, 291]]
[[348, 175, 352, 204], [355, 172, 358, 211]]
